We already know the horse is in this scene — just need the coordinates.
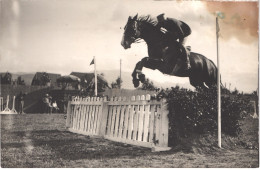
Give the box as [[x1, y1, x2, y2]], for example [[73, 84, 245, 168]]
[[121, 14, 218, 89]]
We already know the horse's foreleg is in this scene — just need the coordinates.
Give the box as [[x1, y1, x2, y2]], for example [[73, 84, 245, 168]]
[[132, 60, 144, 88], [137, 57, 164, 82], [132, 57, 165, 88]]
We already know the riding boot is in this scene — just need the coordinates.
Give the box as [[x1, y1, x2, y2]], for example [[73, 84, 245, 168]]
[[185, 49, 191, 70], [180, 45, 191, 70]]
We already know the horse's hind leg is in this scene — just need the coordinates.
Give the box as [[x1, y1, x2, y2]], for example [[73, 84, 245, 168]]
[[199, 82, 209, 90], [189, 77, 208, 90], [205, 81, 214, 89], [205, 76, 217, 89], [189, 77, 200, 89], [189, 79, 197, 89]]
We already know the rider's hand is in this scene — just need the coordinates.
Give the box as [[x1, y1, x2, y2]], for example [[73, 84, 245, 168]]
[[160, 27, 167, 34]]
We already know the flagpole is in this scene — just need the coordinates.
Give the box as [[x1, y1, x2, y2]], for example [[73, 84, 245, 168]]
[[94, 56, 97, 96], [216, 17, 221, 148], [120, 59, 122, 89]]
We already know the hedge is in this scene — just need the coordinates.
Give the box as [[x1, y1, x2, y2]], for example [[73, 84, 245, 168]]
[[156, 86, 253, 145]]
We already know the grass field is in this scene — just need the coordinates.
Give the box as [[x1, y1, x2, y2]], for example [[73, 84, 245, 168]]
[[1, 114, 258, 168]]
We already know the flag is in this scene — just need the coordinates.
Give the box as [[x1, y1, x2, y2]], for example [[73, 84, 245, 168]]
[[216, 11, 225, 19], [216, 17, 220, 38], [90, 59, 94, 65], [216, 11, 224, 38]]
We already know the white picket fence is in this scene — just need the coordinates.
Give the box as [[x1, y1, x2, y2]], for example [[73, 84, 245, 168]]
[[66, 95, 171, 152], [66, 97, 105, 136]]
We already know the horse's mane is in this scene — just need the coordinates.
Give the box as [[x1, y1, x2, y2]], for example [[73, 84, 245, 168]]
[[137, 15, 158, 27]]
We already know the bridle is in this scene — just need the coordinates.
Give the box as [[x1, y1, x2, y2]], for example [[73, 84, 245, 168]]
[[124, 19, 143, 44]]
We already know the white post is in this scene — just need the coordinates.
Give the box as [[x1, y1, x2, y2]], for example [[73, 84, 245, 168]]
[[94, 56, 97, 96], [11, 96, 17, 114], [6, 95, 9, 110], [216, 17, 221, 148], [4, 95, 11, 112]]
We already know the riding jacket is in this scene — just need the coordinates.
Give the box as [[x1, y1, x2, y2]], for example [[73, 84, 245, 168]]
[[160, 18, 191, 43]]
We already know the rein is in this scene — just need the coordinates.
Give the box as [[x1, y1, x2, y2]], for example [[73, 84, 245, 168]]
[[131, 19, 165, 45]]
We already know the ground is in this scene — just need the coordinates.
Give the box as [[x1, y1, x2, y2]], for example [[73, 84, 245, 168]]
[[1, 114, 258, 168]]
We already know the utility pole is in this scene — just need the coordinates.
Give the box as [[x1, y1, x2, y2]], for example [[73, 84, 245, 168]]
[[216, 17, 221, 148], [90, 56, 97, 96], [94, 56, 97, 96], [120, 59, 122, 89]]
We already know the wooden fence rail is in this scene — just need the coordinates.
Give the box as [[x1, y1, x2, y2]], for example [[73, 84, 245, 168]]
[[66, 95, 171, 152]]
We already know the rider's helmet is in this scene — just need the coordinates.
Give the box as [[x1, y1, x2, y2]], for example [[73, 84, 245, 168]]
[[157, 13, 165, 28], [157, 13, 165, 22]]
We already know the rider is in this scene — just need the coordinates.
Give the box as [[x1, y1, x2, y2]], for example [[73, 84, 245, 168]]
[[157, 13, 191, 70]]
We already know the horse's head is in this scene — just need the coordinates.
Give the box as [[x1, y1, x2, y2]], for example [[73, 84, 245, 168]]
[[121, 14, 167, 50], [121, 14, 141, 49]]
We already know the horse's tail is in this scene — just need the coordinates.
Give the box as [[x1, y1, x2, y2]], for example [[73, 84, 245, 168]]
[[213, 62, 224, 88], [206, 57, 224, 88], [220, 74, 224, 88], [206, 58, 218, 84]]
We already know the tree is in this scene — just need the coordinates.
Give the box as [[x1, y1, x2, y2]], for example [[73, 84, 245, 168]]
[[86, 74, 110, 95], [139, 78, 157, 91], [1, 72, 12, 85], [232, 88, 239, 95], [252, 90, 258, 96], [111, 77, 123, 89], [39, 72, 51, 86], [17, 76, 25, 85]]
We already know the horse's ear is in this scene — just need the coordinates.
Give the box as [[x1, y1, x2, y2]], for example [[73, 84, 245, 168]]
[[128, 16, 132, 20], [133, 13, 138, 20]]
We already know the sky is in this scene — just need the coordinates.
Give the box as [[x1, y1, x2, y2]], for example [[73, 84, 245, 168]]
[[0, 0, 258, 93]]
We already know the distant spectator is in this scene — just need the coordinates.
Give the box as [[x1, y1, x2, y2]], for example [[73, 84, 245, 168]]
[[75, 82, 81, 90], [42, 93, 52, 114], [51, 100, 59, 113], [17, 91, 26, 114], [17, 76, 25, 85], [62, 94, 72, 114]]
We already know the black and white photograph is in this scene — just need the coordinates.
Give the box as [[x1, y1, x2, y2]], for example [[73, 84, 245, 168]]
[[0, 0, 259, 168]]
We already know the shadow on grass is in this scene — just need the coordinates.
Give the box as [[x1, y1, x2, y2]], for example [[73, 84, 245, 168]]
[[3, 130, 181, 161], [2, 129, 226, 161]]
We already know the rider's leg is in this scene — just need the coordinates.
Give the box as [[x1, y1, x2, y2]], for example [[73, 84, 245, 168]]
[[179, 37, 191, 70]]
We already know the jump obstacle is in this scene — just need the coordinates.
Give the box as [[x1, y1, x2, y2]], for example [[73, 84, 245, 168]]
[[0, 95, 17, 114], [66, 95, 171, 152]]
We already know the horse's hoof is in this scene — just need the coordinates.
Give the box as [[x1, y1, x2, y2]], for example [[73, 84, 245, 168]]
[[138, 74, 145, 83], [133, 79, 140, 88]]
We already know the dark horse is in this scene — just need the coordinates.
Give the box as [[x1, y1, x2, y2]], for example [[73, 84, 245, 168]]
[[121, 14, 218, 89]]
